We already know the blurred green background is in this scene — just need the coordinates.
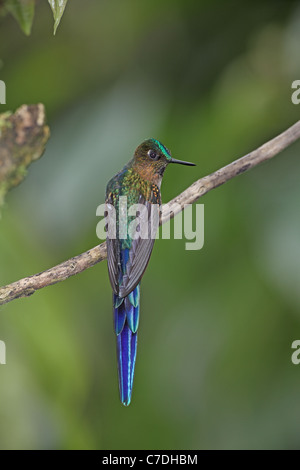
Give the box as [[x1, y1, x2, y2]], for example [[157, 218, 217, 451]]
[[0, 0, 300, 450]]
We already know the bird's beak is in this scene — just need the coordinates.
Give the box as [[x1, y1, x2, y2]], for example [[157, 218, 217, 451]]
[[170, 158, 196, 166]]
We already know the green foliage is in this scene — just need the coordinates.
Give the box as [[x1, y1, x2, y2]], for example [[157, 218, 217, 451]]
[[48, 0, 68, 35], [5, 0, 35, 36], [1, 0, 68, 35]]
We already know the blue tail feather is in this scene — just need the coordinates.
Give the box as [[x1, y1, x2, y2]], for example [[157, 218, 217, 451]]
[[114, 299, 126, 335], [114, 284, 140, 406]]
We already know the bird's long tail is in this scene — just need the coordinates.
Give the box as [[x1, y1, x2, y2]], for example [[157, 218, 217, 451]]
[[113, 284, 140, 406]]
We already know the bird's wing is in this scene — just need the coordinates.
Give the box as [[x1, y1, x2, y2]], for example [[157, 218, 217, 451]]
[[106, 189, 160, 298]]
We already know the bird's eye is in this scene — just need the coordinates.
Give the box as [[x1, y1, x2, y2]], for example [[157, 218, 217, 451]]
[[148, 149, 158, 160]]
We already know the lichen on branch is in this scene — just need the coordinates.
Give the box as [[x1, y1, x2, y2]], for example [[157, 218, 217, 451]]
[[0, 103, 50, 206]]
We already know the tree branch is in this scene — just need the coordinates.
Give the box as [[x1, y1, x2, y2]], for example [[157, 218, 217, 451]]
[[1, 120, 299, 306]]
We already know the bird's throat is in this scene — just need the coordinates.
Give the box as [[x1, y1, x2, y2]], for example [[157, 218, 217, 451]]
[[133, 163, 162, 187]]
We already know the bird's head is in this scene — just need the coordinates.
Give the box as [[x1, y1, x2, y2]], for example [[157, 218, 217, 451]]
[[132, 138, 195, 184]]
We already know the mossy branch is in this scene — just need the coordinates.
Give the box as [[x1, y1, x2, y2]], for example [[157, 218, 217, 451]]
[[0, 120, 299, 306], [0, 104, 50, 206]]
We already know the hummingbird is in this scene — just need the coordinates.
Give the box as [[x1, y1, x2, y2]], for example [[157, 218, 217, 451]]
[[105, 138, 195, 406]]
